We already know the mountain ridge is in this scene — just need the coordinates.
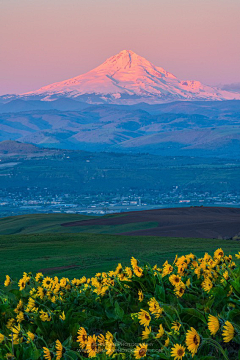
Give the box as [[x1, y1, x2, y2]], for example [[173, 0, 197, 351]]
[[1, 101, 240, 157], [18, 50, 240, 104]]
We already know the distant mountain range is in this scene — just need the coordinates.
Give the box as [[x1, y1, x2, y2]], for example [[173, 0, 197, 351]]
[[0, 100, 240, 157], [1, 50, 240, 105]]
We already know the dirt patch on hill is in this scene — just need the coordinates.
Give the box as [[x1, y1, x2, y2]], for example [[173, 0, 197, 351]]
[[61, 207, 240, 239]]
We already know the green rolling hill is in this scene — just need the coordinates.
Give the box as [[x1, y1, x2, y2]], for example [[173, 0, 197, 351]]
[[0, 209, 239, 283], [1, 232, 239, 283]]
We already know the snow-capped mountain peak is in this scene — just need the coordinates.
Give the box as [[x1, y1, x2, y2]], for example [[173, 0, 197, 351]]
[[22, 50, 240, 104]]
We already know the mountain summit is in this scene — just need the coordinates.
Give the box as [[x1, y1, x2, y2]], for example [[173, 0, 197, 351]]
[[23, 50, 240, 104]]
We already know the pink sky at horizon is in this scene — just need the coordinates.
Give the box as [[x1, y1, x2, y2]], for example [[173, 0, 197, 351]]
[[1, 0, 240, 95]]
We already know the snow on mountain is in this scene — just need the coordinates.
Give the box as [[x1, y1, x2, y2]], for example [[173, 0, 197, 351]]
[[22, 50, 240, 104]]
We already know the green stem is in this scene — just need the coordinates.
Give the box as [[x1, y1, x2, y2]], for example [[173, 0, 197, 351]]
[[225, 279, 240, 297], [38, 336, 49, 348], [203, 338, 229, 360]]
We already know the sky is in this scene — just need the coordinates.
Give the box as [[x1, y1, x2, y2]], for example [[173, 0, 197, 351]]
[[0, 0, 240, 95]]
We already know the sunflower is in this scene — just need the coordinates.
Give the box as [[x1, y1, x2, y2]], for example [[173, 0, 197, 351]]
[[186, 278, 191, 287], [18, 278, 26, 291], [98, 285, 109, 296], [208, 315, 219, 335], [222, 321, 235, 343], [27, 297, 36, 311], [138, 309, 151, 326], [223, 271, 229, 280], [138, 290, 144, 302], [86, 335, 98, 358], [155, 324, 164, 339], [4, 275, 11, 287], [133, 343, 148, 359], [224, 255, 232, 263], [98, 334, 105, 347], [229, 261, 236, 269], [105, 339, 115, 356], [77, 327, 88, 348], [53, 283, 61, 294], [171, 321, 181, 332], [35, 272, 44, 282], [175, 255, 186, 267], [37, 286, 45, 299], [39, 310, 51, 322], [194, 267, 201, 279], [164, 337, 170, 347], [60, 278, 67, 288], [42, 277, 53, 289], [43, 347, 51, 360], [133, 266, 143, 277], [11, 324, 21, 343], [185, 327, 200, 356], [131, 257, 138, 268], [171, 344, 185, 360], [16, 311, 24, 323], [177, 265, 186, 276], [173, 254, 178, 264], [56, 340, 63, 360], [106, 331, 113, 342], [26, 331, 35, 344], [186, 253, 195, 261], [14, 299, 23, 313], [0, 333, 5, 343], [148, 298, 163, 318], [142, 326, 151, 340], [125, 267, 133, 278], [214, 248, 224, 259], [162, 264, 174, 277], [115, 263, 123, 275], [203, 252, 211, 261], [235, 251, 240, 259], [5, 354, 15, 360], [71, 278, 80, 286], [201, 277, 213, 293], [174, 282, 186, 297], [191, 260, 198, 268], [59, 311, 65, 321], [16, 299, 24, 311], [169, 274, 182, 286], [6, 318, 15, 329]]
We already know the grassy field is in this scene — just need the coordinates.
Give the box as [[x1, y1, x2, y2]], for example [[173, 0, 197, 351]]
[[1, 232, 239, 283], [0, 213, 158, 235], [1, 212, 239, 284]]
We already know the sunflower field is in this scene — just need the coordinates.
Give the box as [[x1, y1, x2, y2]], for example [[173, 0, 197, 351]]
[[0, 249, 240, 360]]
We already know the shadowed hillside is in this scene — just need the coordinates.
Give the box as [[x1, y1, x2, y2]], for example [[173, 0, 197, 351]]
[[61, 207, 240, 239]]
